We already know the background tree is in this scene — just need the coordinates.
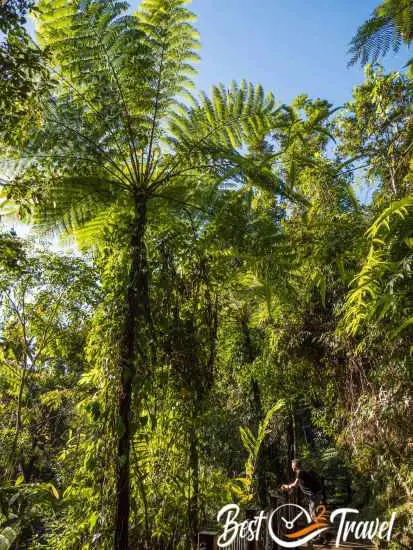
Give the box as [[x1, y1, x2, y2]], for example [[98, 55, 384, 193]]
[[0, 236, 99, 546]]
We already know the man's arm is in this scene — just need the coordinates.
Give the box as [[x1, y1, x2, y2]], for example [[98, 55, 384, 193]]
[[281, 478, 299, 491]]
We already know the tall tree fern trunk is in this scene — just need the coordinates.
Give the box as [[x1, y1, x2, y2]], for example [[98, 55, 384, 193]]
[[115, 198, 148, 550]]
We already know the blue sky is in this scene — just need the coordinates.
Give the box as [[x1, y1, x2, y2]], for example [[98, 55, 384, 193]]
[[174, 0, 407, 107]]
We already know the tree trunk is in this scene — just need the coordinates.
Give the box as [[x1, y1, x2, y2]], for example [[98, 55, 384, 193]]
[[188, 424, 199, 550], [287, 410, 296, 468], [8, 362, 28, 479], [114, 199, 149, 550]]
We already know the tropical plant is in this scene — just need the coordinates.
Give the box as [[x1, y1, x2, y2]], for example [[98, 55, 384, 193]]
[[1, 1, 413, 549], [342, 196, 413, 341], [348, 0, 413, 67], [0, 0, 50, 146], [1, 1, 296, 546], [229, 400, 285, 504]]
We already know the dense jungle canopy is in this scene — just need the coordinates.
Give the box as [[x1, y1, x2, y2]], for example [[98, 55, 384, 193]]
[[0, 0, 412, 549]]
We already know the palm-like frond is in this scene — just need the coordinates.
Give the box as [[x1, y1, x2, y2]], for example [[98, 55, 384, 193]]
[[36, 0, 143, 154], [342, 196, 413, 336], [5, 0, 315, 247], [348, 0, 413, 66], [157, 81, 298, 202], [169, 81, 281, 153], [31, 175, 124, 239], [229, 400, 285, 503], [136, 0, 200, 137], [30, 0, 200, 185]]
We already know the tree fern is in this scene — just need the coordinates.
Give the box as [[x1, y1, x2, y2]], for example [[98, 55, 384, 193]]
[[348, 0, 413, 67], [3, 2, 292, 244]]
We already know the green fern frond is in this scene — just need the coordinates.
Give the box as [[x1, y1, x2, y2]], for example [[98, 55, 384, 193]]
[[342, 196, 413, 336], [366, 196, 413, 239], [231, 400, 284, 504], [0, 526, 17, 550], [348, 0, 413, 66], [32, 175, 124, 237]]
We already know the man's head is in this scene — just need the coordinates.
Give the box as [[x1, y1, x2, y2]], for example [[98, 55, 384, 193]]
[[292, 458, 301, 472]]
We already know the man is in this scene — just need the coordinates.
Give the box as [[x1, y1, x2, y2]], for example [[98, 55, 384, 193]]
[[281, 458, 324, 520]]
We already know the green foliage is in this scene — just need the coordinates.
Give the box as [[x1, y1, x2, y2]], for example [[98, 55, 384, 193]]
[[0, 1, 412, 548], [0, 480, 60, 549], [0, 1, 50, 146], [230, 400, 285, 504], [348, 0, 413, 66], [343, 196, 413, 338], [0, 526, 17, 550]]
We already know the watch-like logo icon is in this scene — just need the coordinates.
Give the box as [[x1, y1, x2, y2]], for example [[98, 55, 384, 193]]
[[268, 504, 329, 548]]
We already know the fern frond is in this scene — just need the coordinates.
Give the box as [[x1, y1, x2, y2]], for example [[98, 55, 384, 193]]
[[366, 196, 413, 239], [31, 175, 124, 238], [348, 0, 413, 66], [342, 196, 413, 336], [232, 400, 284, 504]]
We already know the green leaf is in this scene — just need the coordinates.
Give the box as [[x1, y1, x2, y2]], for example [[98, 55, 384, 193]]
[[48, 483, 60, 499], [14, 475, 24, 486]]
